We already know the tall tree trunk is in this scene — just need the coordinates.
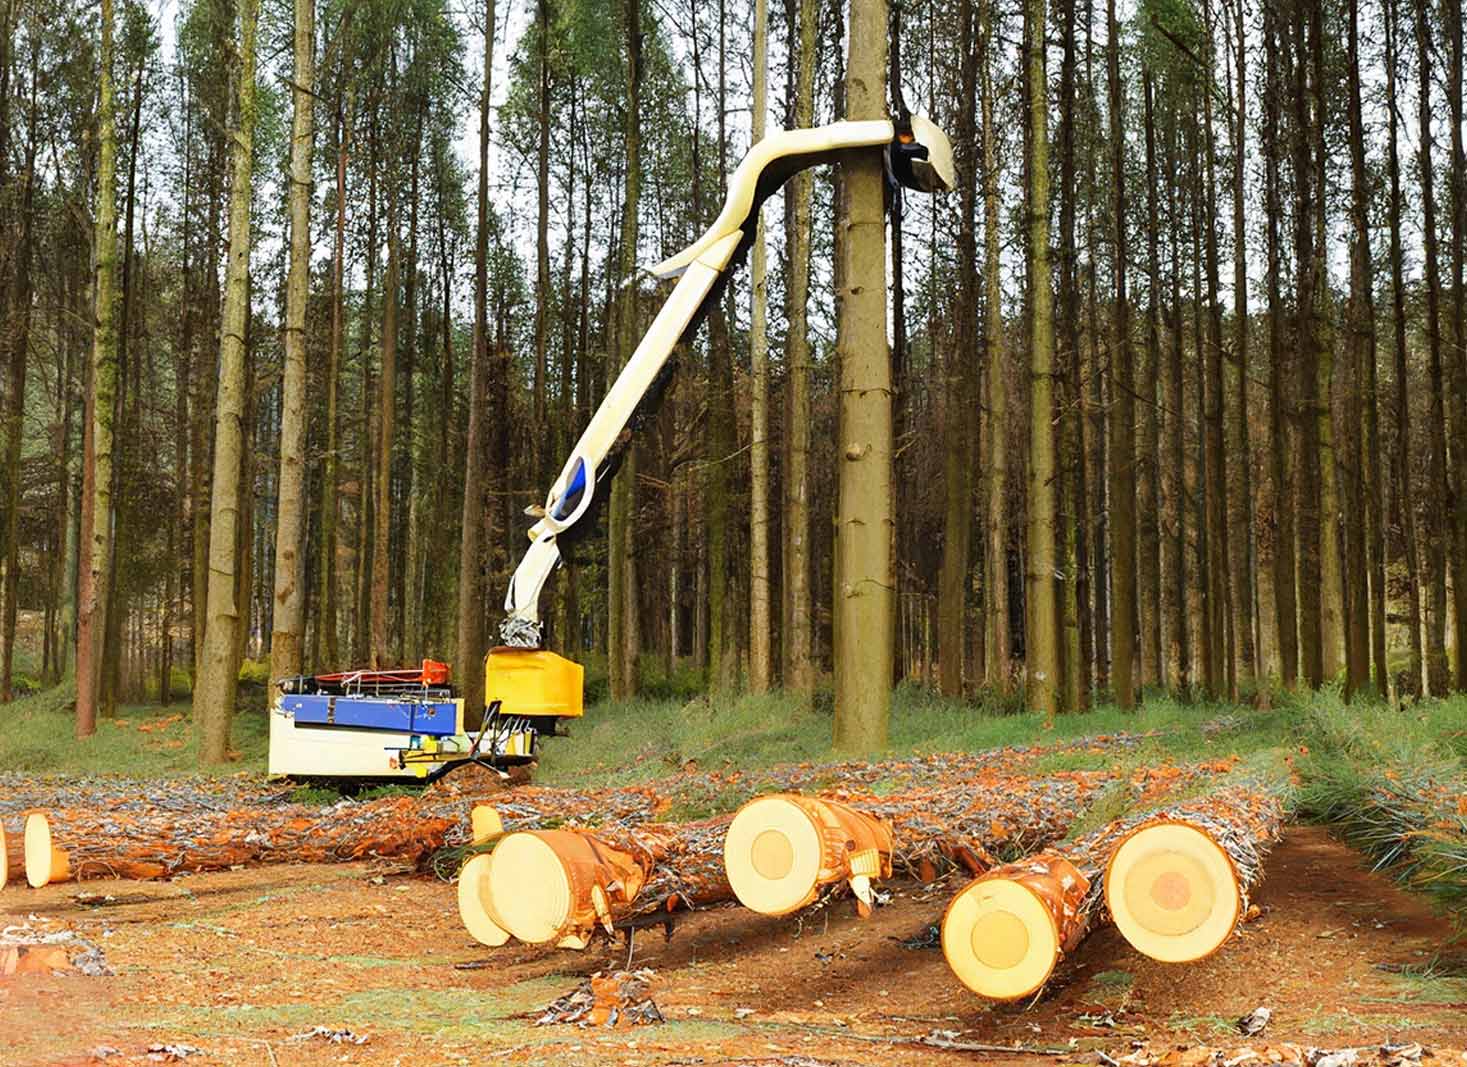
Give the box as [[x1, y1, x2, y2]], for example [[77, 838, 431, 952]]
[[1024, 0, 1059, 721], [194, 0, 259, 765], [1106, 0, 1136, 709], [1448, 0, 1467, 690], [782, 0, 816, 696], [706, 0, 737, 693], [533, 0, 551, 478], [372, 215, 399, 667], [1262, 2, 1297, 689], [833, 0, 892, 750], [0, 31, 36, 704], [270, 0, 313, 701], [76, 0, 120, 739], [981, 0, 1010, 694], [1416, 0, 1450, 695], [457, 0, 496, 724], [748, 0, 772, 693], [940, 0, 979, 699], [1291, 0, 1324, 689], [1201, 0, 1230, 699], [317, 91, 348, 669], [1165, 120, 1189, 690], [1227, 0, 1256, 697], [1385, 0, 1422, 696], [1057, 0, 1088, 712], [1139, 65, 1162, 693], [1343, 0, 1374, 699], [608, 0, 643, 701]]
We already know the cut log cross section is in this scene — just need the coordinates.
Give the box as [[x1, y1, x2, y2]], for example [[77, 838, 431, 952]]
[[941, 853, 1089, 1000], [487, 829, 651, 948], [1104, 820, 1239, 961], [24, 812, 72, 888], [724, 794, 893, 916]]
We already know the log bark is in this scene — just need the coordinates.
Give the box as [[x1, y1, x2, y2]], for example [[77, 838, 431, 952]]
[[471, 756, 1230, 951], [484, 818, 734, 947], [724, 795, 893, 916], [942, 783, 1287, 1000], [1, 827, 23, 889], [13, 783, 667, 887]]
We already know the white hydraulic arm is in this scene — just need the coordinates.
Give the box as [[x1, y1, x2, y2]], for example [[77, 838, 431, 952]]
[[499, 115, 956, 648]]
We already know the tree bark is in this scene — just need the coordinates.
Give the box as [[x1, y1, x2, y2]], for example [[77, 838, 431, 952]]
[[1416, 0, 1451, 695], [193, 0, 259, 765], [939, 0, 979, 699], [269, 0, 314, 702], [457, 0, 496, 724], [1106, 0, 1136, 709], [1343, 0, 1374, 700], [981, 0, 1010, 694], [1227, 0, 1256, 697], [1291, 0, 1324, 689], [833, 0, 892, 751], [1139, 67, 1162, 694], [1024, 0, 1059, 721], [608, 0, 643, 700], [76, 0, 119, 739], [1447, 0, 1467, 691], [748, 0, 772, 694], [1385, 0, 1422, 696], [0, 28, 36, 704], [1263, 3, 1297, 689], [782, 0, 817, 696]]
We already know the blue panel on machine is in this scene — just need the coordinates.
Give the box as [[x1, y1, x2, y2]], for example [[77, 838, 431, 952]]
[[283, 695, 459, 736]]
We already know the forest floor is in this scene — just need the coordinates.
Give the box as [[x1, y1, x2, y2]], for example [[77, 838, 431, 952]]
[[3, 822, 1466, 1067], [4, 649, 1467, 1066]]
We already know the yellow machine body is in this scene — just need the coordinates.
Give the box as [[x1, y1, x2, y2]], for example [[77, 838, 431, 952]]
[[485, 647, 585, 719]]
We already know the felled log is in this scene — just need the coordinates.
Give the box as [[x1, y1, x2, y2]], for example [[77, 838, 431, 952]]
[[476, 765, 1234, 949], [723, 764, 1233, 918], [480, 816, 734, 948], [21, 796, 458, 886], [1104, 785, 1288, 962], [1, 826, 24, 889], [723, 795, 894, 916], [941, 782, 1288, 1000], [15, 779, 669, 888]]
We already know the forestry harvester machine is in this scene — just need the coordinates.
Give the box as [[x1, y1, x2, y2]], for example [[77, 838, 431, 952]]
[[269, 115, 955, 783]]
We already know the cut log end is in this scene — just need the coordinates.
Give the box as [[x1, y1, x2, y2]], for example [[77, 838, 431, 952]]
[[23, 813, 71, 888], [470, 805, 504, 846], [486, 831, 574, 944], [457, 853, 511, 947], [1104, 820, 1241, 963], [724, 795, 824, 915], [941, 876, 1061, 1001]]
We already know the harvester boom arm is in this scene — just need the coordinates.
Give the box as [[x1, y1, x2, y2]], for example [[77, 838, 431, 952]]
[[500, 116, 954, 647]]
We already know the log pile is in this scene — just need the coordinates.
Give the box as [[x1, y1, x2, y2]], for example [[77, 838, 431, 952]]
[[463, 761, 1252, 951], [941, 780, 1289, 1000], [9, 782, 668, 888]]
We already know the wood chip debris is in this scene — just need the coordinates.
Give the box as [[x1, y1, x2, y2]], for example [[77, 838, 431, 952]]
[[536, 969, 665, 1028], [287, 1026, 369, 1045]]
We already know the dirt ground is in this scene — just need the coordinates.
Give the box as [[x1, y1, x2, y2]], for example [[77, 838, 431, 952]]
[[2, 825, 1465, 1067]]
